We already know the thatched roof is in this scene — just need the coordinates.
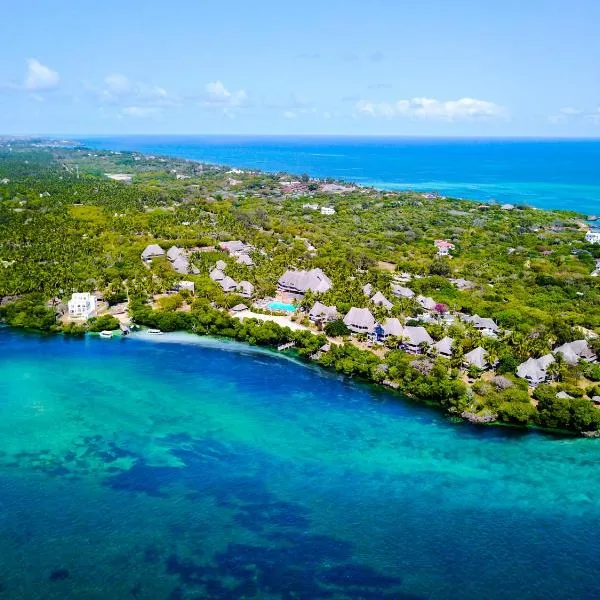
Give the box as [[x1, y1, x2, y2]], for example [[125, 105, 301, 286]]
[[278, 268, 332, 294], [371, 291, 392, 310], [236, 254, 254, 266], [433, 336, 454, 356], [464, 347, 488, 369], [554, 340, 596, 365], [167, 246, 184, 261], [391, 284, 414, 299], [209, 268, 225, 281], [309, 301, 338, 321], [219, 276, 238, 292], [141, 244, 164, 260], [343, 307, 376, 333]]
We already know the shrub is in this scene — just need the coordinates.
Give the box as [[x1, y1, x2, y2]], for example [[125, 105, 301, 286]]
[[324, 319, 349, 337], [87, 314, 120, 332]]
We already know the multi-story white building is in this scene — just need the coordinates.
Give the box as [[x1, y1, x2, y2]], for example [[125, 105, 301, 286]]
[[68, 293, 97, 320]]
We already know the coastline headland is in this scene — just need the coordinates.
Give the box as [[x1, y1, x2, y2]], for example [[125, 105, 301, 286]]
[[1, 139, 600, 437]]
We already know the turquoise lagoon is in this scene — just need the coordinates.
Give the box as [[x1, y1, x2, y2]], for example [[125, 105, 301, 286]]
[[1, 327, 600, 599]]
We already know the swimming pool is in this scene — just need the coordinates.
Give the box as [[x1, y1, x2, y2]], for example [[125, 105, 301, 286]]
[[266, 301, 297, 313]]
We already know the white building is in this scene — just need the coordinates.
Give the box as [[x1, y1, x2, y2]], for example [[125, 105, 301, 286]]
[[585, 231, 600, 244], [434, 240, 455, 256], [68, 293, 97, 320], [320, 206, 336, 215]]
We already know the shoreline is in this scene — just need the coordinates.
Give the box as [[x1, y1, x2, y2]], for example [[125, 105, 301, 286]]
[[0, 324, 580, 439], [75, 136, 594, 216]]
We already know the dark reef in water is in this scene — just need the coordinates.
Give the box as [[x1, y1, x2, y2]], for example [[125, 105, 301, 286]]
[[101, 433, 419, 599], [49, 569, 69, 582]]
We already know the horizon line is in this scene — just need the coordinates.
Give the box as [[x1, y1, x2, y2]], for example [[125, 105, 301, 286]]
[[4, 133, 600, 141]]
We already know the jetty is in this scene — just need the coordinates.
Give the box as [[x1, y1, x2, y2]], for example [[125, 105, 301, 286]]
[[277, 341, 296, 351]]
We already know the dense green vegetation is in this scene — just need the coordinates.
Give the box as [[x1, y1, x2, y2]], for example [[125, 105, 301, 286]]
[[2, 140, 600, 435]]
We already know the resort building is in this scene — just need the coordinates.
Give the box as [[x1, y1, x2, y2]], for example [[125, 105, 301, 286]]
[[460, 314, 500, 336], [382, 317, 403, 340], [433, 336, 454, 358], [219, 276, 238, 293], [362, 283, 374, 297], [277, 268, 332, 297], [309, 301, 338, 324], [517, 354, 555, 385], [400, 326, 434, 354], [237, 281, 255, 298], [231, 303, 248, 313], [215, 259, 227, 271], [172, 255, 190, 275], [68, 292, 97, 320], [141, 244, 165, 263], [209, 268, 225, 282], [450, 278, 475, 290], [343, 307, 376, 334], [177, 281, 195, 293], [464, 347, 488, 370], [585, 231, 600, 244], [236, 254, 254, 267], [553, 340, 596, 365], [371, 291, 393, 310], [417, 295, 437, 311], [167, 246, 184, 262], [391, 284, 414, 299], [320, 206, 336, 215], [219, 240, 253, 256]]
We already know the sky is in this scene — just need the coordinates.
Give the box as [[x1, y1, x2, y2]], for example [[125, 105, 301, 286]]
[[1, 0, 599, 136]]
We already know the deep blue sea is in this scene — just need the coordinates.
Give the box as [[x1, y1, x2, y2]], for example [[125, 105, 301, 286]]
[[81, 135, 600, 214], [2, 329, 600, 599]]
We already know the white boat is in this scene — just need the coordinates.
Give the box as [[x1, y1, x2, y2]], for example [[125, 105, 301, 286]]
[[147, 329, 163, 335], [99, 330, 113, 338]]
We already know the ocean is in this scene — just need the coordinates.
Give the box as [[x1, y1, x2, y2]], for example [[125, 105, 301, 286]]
[[1, 328, 600, 599], [81, 135, 600, 214]]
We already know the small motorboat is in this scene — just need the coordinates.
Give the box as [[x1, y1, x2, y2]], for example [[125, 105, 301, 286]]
[[147, 329, 163, 335], [99, 330, 113, 338]]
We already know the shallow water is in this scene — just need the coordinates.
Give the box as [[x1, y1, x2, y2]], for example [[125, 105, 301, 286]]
[[1, 329, 600, 599]]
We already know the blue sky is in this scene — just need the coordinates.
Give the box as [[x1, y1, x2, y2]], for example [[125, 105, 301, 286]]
[[1, 0, 599, 136]]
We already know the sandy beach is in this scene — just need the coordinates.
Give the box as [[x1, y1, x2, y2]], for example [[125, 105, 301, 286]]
[[232, 309, 309, 331]]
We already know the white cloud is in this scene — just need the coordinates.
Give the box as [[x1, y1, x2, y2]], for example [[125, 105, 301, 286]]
[[121, 106, 160, 118], [549, 106, 600, 124], [356, 97, 507, 120], [202, 80, 248, 108], [283, 111, 297, 119], [104, 74, 171, 103], [104, 73, 133, 96], [23, 59, 59, 91], [85, 74, 177, 114], [560, 107, 581, 115]]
